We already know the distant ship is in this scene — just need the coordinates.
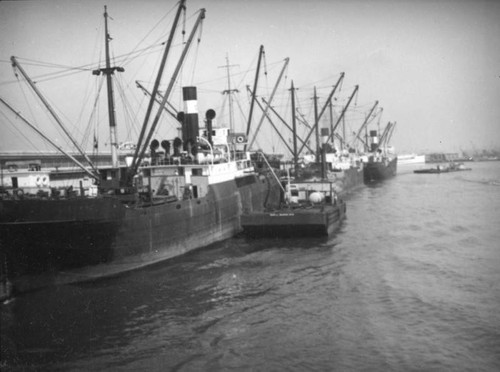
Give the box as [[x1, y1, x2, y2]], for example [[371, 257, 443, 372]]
[[299, 152, 364, 196], [397, 153, 426, 165], [0, 2, 281, 293], [289, 80, 364, 196], [363, 155, 398, 182], [363, 126, 398, 182]]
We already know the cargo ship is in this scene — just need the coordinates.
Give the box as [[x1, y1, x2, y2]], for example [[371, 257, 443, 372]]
[[363, 155, 398, 182], [283, 79, 364, 196], [298, 154, 364, 196], [0, 138, 281, 292], [0, 3, 281, 293], [363, 126, 398, 182]]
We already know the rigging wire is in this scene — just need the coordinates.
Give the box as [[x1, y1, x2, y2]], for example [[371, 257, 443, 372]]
[[256, 65, 290, 153], [114, 75, 141, 142], [16, 68, 89, 86], [12, 70, 55, 153], [81, 77, 105, 152], [182, 2, 187, 44], [1, 42, 166, 87], [83, 17, 105, 155], [234, 97, 249, 133], [94, 9, 166, 152], [1, 3, 201, 158], [262, 49, 269, 99], [118, 3, 179, 67], [177, 8, 200, 94], [189, 17, 203, 85], [176, 10, 203, 95], [76, 69, 105, 152], [0, 110, 42, 152], [218, 93, 228, 124], [5, 57, 93, 72]]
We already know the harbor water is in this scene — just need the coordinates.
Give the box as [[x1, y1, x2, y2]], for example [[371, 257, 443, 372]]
[[2, 161, 500, 371]]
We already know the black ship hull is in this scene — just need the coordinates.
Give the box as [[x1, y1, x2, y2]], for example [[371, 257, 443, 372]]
[[363, 156, 398, 182], [0, 173, 280, 292], [241, 200, 346, 237]]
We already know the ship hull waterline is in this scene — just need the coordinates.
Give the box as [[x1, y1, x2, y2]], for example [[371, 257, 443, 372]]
[[241, 201, 347, 238], [363, 157, 398, 183], [0, 173, 280, 293]]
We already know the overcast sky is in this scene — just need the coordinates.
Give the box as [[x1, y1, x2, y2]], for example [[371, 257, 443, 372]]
[[1, 0, 499, 156]]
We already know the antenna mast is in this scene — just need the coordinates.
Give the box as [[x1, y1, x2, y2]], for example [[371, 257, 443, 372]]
[[92, 6, 124, 169], [290, 81, 299, 177], [245, 45, 264, 152], [219, 54, 239, 132]]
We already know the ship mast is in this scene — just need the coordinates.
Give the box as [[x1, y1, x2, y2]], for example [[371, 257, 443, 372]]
[[379, 121, 396, 151], [245, 45, 264, 152], [135, 80, 179, 120], [219, 54, 239, 132], [131, 8, 206, 176], [298, 72, 345, 156], [246, 87, 296, 155], [324, 85, 359, 145], [92, 6, 124, 169], [290, 80, 299, 177], [328, 98, 336, 149], [247, 57, 289, 151], [313, 86, 319, 162], [352, 100, 379, 151], [131, 0, 186, 173]]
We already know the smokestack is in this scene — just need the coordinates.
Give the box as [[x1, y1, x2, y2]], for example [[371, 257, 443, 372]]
[[205, 109, 216, 146], [182, 86, 199, 153], [369, 130, 379, 152]]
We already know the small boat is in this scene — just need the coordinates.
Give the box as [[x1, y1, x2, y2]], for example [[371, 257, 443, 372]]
[[414, 162, 472, 174], [241, 80, 347, 238], [241, 179, 346, 237]]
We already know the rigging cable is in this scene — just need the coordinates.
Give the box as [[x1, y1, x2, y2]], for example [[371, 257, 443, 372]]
[[81, 77, 105, 152], [11, 66, 62, 152], [115, 75, 141, 142], [189, 16, 203, 85], [0, 109, 42, 152], [178, 9, 196, 95], [234, 97, 249, 133], [119, 3, 179, 67], [262, 49, 269, 98], [182, 2, 187, 44]]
